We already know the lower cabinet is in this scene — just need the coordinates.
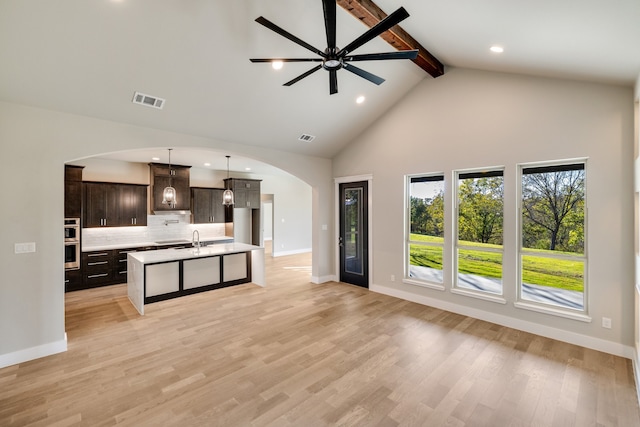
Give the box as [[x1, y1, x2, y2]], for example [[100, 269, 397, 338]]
[[64, 269, 83, 292], [82, 247, 155, 290], [82, 250, 114, 288]]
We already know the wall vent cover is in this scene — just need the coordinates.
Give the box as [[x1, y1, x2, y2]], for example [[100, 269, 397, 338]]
[[298, 134, 316, 142], [132, 91, 165, 110]]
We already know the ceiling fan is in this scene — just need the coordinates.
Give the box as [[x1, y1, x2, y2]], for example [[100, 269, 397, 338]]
[[250, 0, 418, 95]]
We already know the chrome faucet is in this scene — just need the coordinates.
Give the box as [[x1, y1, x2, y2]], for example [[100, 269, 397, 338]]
[[192, 230, 200, 249]]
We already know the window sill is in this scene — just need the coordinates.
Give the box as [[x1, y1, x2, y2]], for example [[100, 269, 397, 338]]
[[451, 288, 506, 304], [403, 278, 445, 291], [514, 301, 592, 323]]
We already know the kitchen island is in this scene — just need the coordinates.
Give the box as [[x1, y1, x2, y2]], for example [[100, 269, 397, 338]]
[[127, 243, 264, 315]]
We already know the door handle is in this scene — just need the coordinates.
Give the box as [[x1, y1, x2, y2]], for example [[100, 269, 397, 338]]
[[339, 236, 343, 247]]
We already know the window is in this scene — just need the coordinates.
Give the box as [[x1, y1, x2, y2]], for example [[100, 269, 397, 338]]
[[455, 170, 504, 296], [519, 162, 586, 312], [406, 175, 445, 286]]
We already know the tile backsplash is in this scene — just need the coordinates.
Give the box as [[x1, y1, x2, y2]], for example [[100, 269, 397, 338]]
[[82, 214, 228, 247]]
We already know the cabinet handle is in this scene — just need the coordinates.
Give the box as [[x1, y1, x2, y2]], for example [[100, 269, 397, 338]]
[[119, 270, 127, 274], [119, 259, 127, 263], [87, 273, 108, 279], [64, 279, 69, 283], [88, 261, 108, 266], [88, 253, 109, 257]]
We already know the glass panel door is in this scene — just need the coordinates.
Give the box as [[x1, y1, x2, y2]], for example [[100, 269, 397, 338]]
[[339, 181, 368, 287]]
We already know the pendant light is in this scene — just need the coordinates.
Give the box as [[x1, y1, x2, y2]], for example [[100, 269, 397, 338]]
[[223, 155, 234, 206], [162, 148, 177, 207]]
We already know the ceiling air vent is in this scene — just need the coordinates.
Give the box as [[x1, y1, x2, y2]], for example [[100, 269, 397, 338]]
[[298, 134, 316, 142], [132, 91, 165, 110]]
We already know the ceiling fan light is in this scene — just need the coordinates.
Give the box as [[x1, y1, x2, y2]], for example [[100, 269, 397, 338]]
[[272, 60, 283, 70]]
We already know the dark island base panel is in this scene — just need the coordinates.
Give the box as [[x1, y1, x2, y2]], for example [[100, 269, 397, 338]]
[[143, 253, 252, 305], [144, 277, 251, 304]]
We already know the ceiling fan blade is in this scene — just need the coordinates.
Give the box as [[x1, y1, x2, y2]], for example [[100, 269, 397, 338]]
[[345, 50, 418, 62], [329, 70, 338, 95], [255, 16, 326, 57], [250, 58, 323, 63], [343, 63, 385, 85], [322, 0, 337, 50], [283, 65, 323, 86], [338, 7, 410, 56]]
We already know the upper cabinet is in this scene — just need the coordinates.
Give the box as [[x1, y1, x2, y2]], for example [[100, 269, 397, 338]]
[[64, 165, 84, 218], [149, 163, 191, 212], [224, 178, 261, 209], [119, 184, 148, 226], [191, 187, 226, 224], [84, 182, 148, 228]]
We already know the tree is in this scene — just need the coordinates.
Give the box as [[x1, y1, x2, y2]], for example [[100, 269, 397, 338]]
[[410, 192, 444, 237], [522, 169, 584, 252], [458, 177, 503, 244]]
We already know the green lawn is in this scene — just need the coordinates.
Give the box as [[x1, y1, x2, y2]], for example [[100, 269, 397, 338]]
[[409, 233, 583, 291]]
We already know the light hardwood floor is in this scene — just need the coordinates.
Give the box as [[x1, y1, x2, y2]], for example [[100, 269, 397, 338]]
[[1, 251, 639, 426]]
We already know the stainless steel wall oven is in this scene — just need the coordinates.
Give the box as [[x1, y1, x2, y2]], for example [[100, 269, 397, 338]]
[[64, 218, 80, 270]]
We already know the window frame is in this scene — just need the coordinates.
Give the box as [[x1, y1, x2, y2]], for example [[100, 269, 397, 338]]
[[515, 159, 589, 320], [404, 173, 446, 290], [453, 167, 506, 303]]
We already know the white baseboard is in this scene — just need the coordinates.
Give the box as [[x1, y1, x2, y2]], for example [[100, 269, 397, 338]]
[[311, 275, 338, 284], [0, 334, 67, 369], [371, 284, 634, 359], [272, 248, 312, 257]]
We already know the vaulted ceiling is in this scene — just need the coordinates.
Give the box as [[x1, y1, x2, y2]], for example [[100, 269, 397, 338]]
[[1, 0, 638, 165]]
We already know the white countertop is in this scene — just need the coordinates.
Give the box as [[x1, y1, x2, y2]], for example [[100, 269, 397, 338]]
[[83, 236, 234, 252], [128, 243, 262, 264]]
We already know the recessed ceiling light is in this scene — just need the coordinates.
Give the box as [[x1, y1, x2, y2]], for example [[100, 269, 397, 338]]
[[204, 162, 211, 167], [356, 95, 365, 104], [272, 60, 283, 70], [245, 167, 252, 171], [490, 46, 504, 53], [152, 157, 160, 161]]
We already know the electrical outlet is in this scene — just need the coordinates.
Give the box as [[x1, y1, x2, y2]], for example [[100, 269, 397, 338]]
[[390, 275, 395, 282], [602, 317, 612, 329]]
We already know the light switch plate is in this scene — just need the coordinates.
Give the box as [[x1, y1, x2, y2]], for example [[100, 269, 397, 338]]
[[15, 242, 36, 254]]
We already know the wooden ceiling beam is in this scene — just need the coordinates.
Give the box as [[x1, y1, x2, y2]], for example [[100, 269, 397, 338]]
[[337, 0, 444, 78]]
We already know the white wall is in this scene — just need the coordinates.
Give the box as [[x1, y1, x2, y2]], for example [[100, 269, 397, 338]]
[[334, 68, 635, 356], [254, 173, 312, 256], [0, 101, 332, 367]]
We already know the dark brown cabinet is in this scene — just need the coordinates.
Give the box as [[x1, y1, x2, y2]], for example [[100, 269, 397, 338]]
[[191, 187, 226, 224], [149, 163, 191, 212], [225, 179, 261, 209], [84, 182, 118, 227], [64, 165, 84, 218], [82, 250, 114, 287], [83, 182, 148, 228], [118, 184, 148, 226], [64, 269, 83, 292], [82, 246, 156, 289]]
